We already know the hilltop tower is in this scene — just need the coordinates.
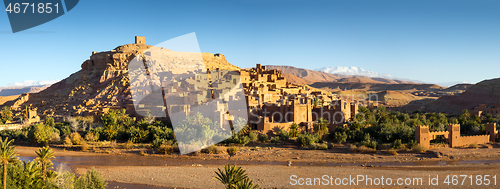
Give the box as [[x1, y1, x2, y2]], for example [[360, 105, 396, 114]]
[[135, 36, 146, 45]]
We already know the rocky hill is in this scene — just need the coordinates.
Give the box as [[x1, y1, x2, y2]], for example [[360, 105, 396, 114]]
[[4, 39, 238, 119], [425, 78, 500, 114]]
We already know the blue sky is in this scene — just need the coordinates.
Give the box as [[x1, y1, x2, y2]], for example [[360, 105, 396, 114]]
[[1, 0, 500, 87]]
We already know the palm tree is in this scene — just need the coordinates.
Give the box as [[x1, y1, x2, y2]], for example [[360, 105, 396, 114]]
[[313, 117, 329, 139], [236, 178, 259, 189], [214, 164, 248, 189], [312, 96, 321, 108], [35, 146, 55, 181], [0, 137, 19, 189]]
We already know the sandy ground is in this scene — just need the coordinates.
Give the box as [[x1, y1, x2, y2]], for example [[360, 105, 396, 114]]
[[74, 164, 500, 189], [15, 143, 500, 188]]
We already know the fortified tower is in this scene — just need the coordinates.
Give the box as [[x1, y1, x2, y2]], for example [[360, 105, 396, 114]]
[[486, 123, 498, 142], [135, 36, 146, 45], [447, 124, 461, 147], [415, 125, 430, 149]]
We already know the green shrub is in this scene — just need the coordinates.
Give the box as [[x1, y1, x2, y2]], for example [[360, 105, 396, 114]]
[[258, 134, 268, 142], [289, 123, 299, 138], [224, 134, 250, 145], [151, 139, 174, 149], [124, 140, 134, 149], [407, 140, 417, 149], [334, 132, 347, 144], [308, 143, 328, 150], [126, 126, 149, 143], [362, 140, 378, 149], [238, 136, 251, 146], [393, 139, 402, 150], [74, 167, 107, 189], [44, 116, 55, 127], [227, 147, 238, 155], [248, 132, 258, 142], [84, 131, 98, 142], [0, 129, 27, 141], [296, 133, 320, 146], [55, 122, 72, 136], [29, 124, 52, 145], [1, 106, 13, 123], [270, 136, 280, 144], [158, 144, 174, 154], [202, 145, 218, 154], [147, 125, 174, 142], [277, 129, 289, 141]]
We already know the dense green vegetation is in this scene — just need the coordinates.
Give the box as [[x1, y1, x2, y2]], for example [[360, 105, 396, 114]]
[[332, 106, 500, 150], [1, 105, 498, 155], [0, 137, 107, 189]]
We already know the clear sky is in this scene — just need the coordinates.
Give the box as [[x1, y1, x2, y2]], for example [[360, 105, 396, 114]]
[[1, 0, 500, 87]]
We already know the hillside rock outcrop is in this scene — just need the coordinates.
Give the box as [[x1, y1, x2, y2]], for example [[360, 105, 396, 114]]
[[426, 78, 500, 114], [5, 38, 240, 120]]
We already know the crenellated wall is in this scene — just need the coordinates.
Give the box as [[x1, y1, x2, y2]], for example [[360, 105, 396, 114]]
[[416, 123, 498, 148]]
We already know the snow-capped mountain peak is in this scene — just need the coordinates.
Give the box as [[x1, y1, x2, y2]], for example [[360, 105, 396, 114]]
[[6, 80, 59, 87], [316, 66, 393, 78]]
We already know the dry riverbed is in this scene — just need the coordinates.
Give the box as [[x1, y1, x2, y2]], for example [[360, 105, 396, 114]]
[[15, 143, 500, 188]]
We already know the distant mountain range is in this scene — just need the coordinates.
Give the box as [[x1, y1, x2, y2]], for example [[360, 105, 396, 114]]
[[0, 80, 58, 97], [4, 80, 59, 87], [315, 66, 468, 87], [316, 66, 393, 78]]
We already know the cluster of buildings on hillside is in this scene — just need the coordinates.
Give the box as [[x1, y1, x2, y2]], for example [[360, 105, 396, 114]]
[[130, 56, 360, 134]]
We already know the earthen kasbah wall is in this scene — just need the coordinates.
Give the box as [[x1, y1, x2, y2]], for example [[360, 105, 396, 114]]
[[416, 123, 498, 148], [245, 64, 358, 134], [460, 135, 490, 147]]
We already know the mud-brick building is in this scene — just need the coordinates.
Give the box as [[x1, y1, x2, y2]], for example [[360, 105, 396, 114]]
[[242, 64, 358, 134], [416, 123, 498, 149]]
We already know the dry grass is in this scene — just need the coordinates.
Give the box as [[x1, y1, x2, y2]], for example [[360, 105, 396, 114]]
[[158, 144, 174, 154], [227, 147, 238, 155], [124, 140, 134, 149], [349, 144, 376, 153], [69, 132, 84, 145], [63, 136, 72, 146], [386, 148, 398, 155], [469, 143, 479, 148], [81, 142, 89, 152], [216, 146, 227, 154], [308, 143, 328, 150], [201, 145, 217, 154], [412, 144, 428, 153]]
